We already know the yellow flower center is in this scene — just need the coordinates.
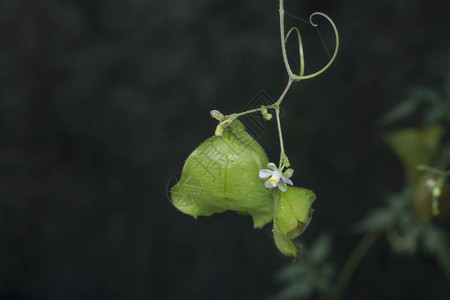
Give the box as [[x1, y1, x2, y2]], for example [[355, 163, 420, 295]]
[[269, 178, 276, 183]]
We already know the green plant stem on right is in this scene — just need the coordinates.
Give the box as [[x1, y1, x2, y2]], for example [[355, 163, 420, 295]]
[[333, 231, 382, 300]]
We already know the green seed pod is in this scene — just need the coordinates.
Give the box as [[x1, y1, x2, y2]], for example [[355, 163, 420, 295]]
[[171, 121, 273, 228], [273, 187, 316, 260]]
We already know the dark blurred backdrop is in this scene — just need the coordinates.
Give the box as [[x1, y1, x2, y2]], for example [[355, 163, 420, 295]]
[[1, 0, 450, 299]]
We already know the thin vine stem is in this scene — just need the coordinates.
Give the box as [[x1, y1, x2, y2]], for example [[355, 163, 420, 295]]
[[276, 78, 294, 106], [333, 231, 382, 300], [213, 0, 339, 171], [229, 78, 293, 120], [218, 1, 339, 119], [232, 107, 268, 119], [220, 0, 339, 122], [417, 165, 450, 177], [275, 107, 285, 168], [280, 0, 339, 81]]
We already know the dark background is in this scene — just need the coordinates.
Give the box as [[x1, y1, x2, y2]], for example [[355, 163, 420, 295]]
[[1, 0, 450, 299]]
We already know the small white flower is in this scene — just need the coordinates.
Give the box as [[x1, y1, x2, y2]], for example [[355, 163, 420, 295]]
[[426, 178, 436, 189], [259, 163, 293, 192]]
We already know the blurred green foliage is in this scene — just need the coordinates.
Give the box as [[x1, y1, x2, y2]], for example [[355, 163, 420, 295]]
[[356, 67, 450, 278], [379, 68, 450, 126], [274, 66, 450, 299], [384, 126, 444, 182], [356, 187, 450, 278], [273, 234, 334, 300]]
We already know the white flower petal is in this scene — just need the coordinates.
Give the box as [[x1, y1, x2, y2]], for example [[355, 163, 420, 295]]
[[267, 163, 278, 171], [271, 170, 282, 183], [282, 176, 293, 186], [278, 180, 287, 192], [264, 180, 276, 189], [259, 169, 273, 179]]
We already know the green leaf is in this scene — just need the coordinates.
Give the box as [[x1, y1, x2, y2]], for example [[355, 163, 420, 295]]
[[276, 187, 316, 239], [384, 125, 444, 183], [170, 121, 273, 228], [273, 223, 299, 261]]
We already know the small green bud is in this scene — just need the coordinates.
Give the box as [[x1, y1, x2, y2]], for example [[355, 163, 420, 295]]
[[284, 168, 294, 179], [261, 106, 268, 115], [281, 154, 290, 168], [263, 113, 272, 121], [210, 110, 224, 121], [215, 124, 224, 136], [433, 186, 441, 198]]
